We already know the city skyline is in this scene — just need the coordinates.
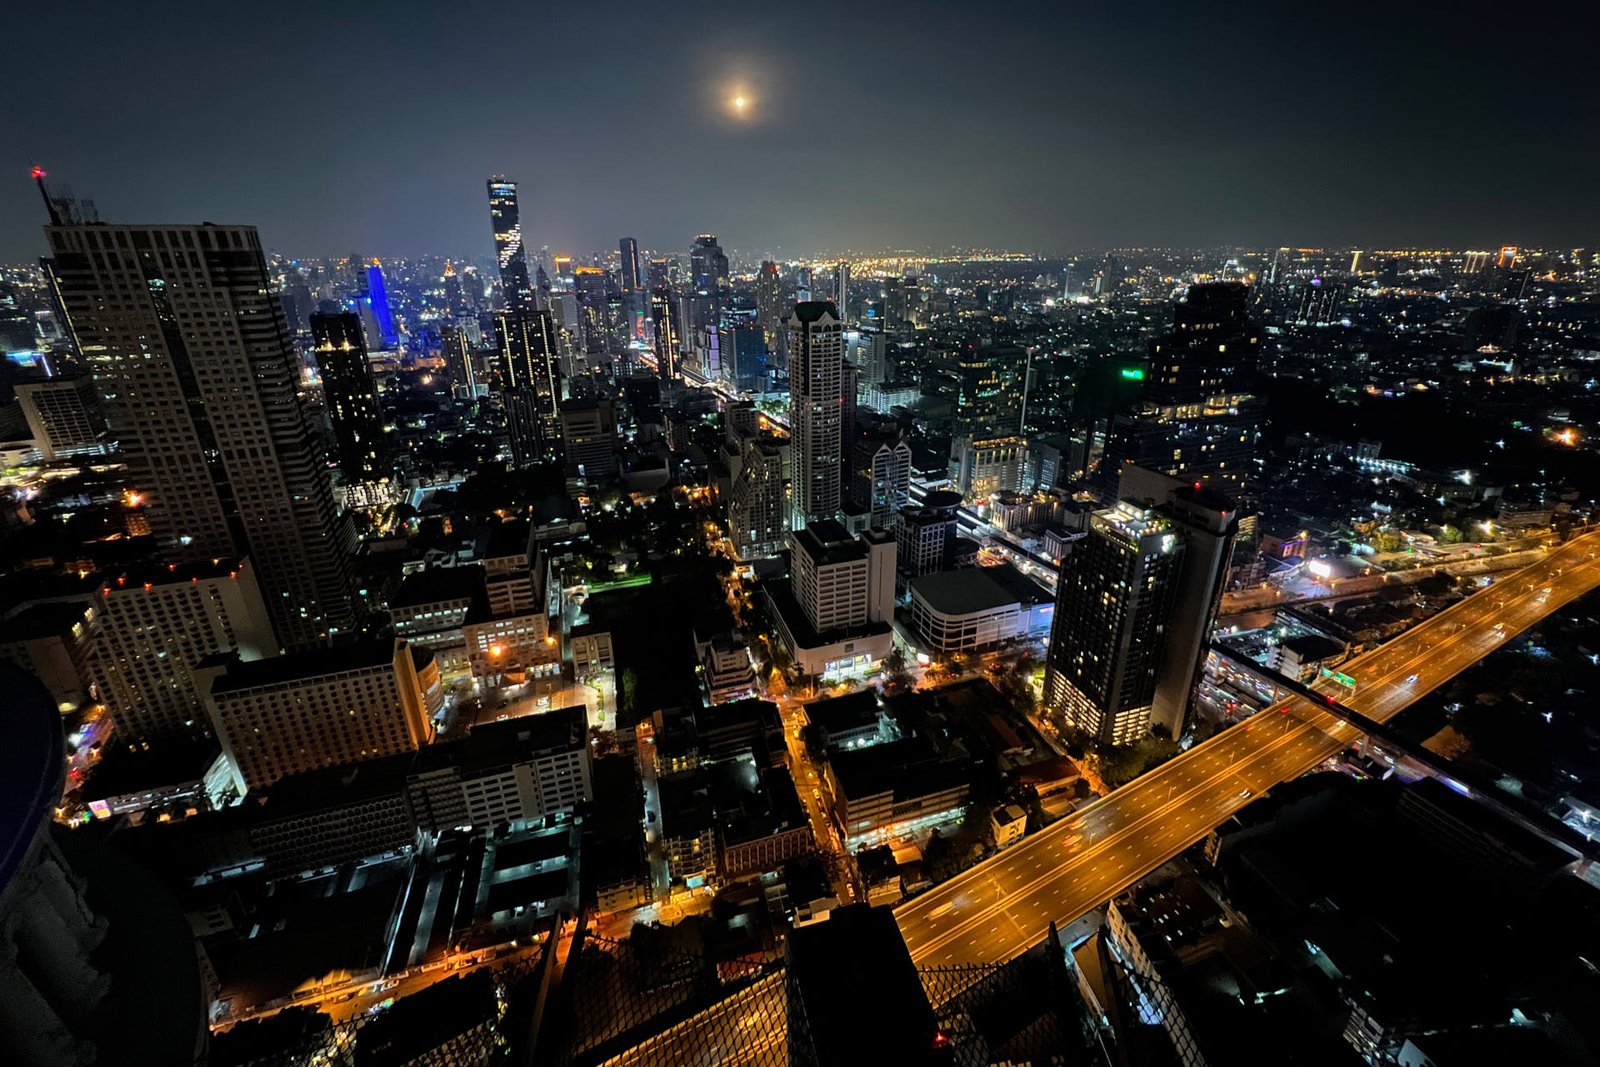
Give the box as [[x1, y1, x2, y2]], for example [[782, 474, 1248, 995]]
[[6, 2, 1598, 262]]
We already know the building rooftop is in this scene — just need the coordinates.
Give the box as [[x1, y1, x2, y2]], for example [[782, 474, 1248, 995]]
[[210, 638, 400, 695], [390, 564, 488, 611], [804, 689, 881, 738], [910, 567, 1016, 616], [792, 520, 865, 566], [417, 705, 587, 775], [789, 300, 839, 324]]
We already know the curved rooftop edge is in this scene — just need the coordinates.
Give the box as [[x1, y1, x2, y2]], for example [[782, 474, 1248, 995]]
[[0, 667, 66, 896]]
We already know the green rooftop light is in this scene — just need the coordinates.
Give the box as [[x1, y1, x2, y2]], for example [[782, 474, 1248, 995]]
[[1119, 367, 1145, 380]]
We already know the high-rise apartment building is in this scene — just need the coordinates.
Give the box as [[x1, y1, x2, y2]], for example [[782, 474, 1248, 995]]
[[950, 435, 1028, 500], [90, 557, 278, 744], [13, 377, 106, 462], [495, 310, 560, 466], [755, 260, 785, 353], [487, 177, 536, 312], [202, 637, 438, 793], [851, 431, 912, 529], [1117, 468, 1239, 740], [1044, 501, 1184, 746], [788, 301, 844, 524], [46, 220, 354, 650], [832, 261, 850, 322], [727, 434, 789, 561], [310, 309, 389, 485]]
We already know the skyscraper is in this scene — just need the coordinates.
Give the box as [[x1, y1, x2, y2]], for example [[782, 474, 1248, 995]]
[[1044, 501, 1184, 746], [46, 220, 354, 651], [496, 309, 560, 466], [363, 261, 399, 349], [728, 435, 789, 561], [649, 285, 680, 380], [833, 261, 850, 322], [788, 301, 845, 524], [1095, 282, 1262, 501], [487, 177, 537, 312], [311, 308, 389, 485], [755, 260, 785, 353], [689, 234, 728, 291], [618, 237, 642, 292], [1044, 472, 1236, 745]]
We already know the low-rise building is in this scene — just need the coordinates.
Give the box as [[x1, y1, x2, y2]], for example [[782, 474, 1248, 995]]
[[695, 629, 757, 706], [406, 706, 592, 831], [990, 804, 1027, 849], [825, 738, 971, 850]]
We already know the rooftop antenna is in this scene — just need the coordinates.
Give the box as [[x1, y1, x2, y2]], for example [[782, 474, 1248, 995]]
[[33, 166, 61, 226]]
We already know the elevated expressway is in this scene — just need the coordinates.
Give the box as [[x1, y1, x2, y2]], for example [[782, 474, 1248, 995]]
[[896, 528, 1600, 968]]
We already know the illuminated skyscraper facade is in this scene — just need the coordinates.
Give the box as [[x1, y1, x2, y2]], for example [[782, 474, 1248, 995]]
[[488, 177, 537, 312], [1044, 501, 1184, 746], [46, 220, 353, 651], [311, 309, 389, 485], [690, 234, 728, 291], [788, 301, 844, 524], [496, 309, 561, 466]]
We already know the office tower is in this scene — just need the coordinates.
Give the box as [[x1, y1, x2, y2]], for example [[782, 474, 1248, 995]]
[[646, 257, 671, 291], [690, 234, 728, 291], [573, 266, 612, 358], [495, 309, 561, 466], [487, 176, 537, 312], [950, 434, 1028, 499], [1096, 283, 1262, 501], [755, 260, 785, 351], [560, 398, 617, 479], [851, 431, 912, 529], [832, 261, 850, 321], [649, 285, 680, 379], [618, 237, 642, 292], [728, 434, 789, 561], [310, 308, 389, 485], [848, 327, 888, 386], [954, 342, 1027, 435], [89, 557, 278, 744], [202, 637, 438, 793], [885, 276, 907, 328], [1044, 501, 1184, 746], [788, 301, 844, 524], [364, 261, 399, 348], [795, 265, 812, 303], [441, 320, 479, 396], [1146, 282, 1258, 418], [718, 321, 770, 393], [13, 378, 106, 462], [46, 220, 354, 651]]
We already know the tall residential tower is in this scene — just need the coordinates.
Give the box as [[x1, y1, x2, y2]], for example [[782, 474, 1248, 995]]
[[788, 301, 845, 525], [46, 220, 354, 650]]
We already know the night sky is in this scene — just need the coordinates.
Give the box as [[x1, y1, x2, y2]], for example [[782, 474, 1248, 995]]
[[5, 1, 1595, 261]]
